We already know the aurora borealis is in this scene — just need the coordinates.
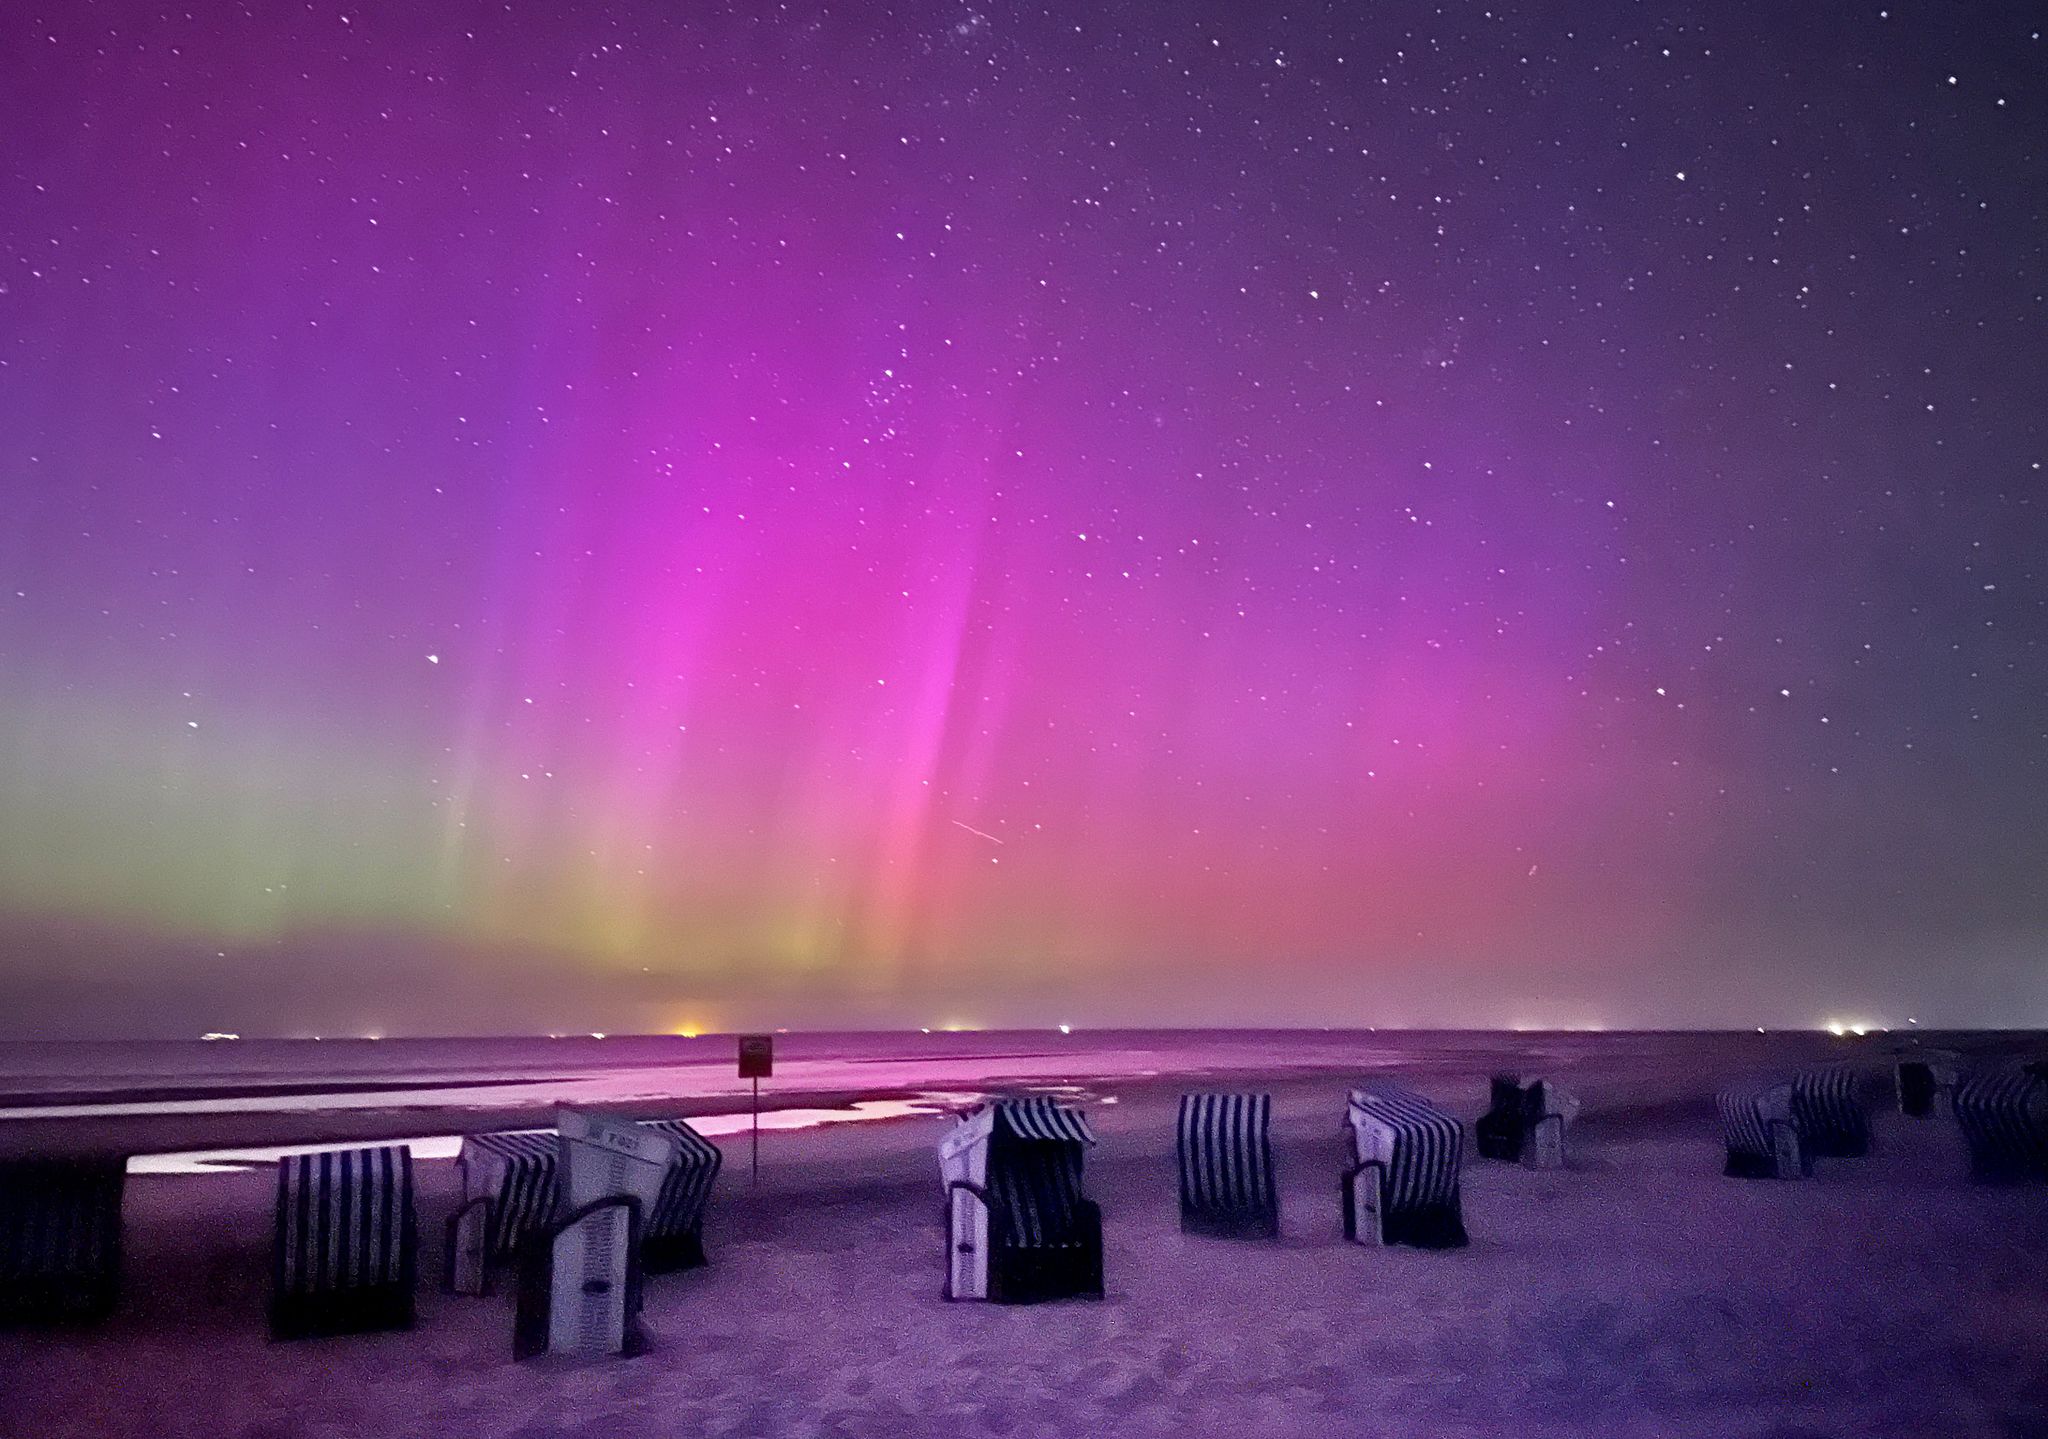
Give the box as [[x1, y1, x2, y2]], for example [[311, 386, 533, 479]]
[[1, 2, 2043, 1038]]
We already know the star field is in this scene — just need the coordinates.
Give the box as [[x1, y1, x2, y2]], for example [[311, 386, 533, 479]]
[[0, 1, 2042, 1037]]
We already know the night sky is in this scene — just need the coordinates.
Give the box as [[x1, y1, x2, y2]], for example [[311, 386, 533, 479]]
[[1, 2, 2043, 1039]]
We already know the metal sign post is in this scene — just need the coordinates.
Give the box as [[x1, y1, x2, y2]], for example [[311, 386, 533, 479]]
[[737, 1034, 774, 1185]]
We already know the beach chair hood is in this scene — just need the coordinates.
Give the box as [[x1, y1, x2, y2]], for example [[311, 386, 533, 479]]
[[939, 1098, 1095, 1189]]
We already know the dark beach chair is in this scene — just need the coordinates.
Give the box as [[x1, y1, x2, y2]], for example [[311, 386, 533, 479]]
[[940, 1097, 1103, 1303], [1952, 1065, 2048, 1182], [1791, 1066, 1870, 1158], [0, 1156, 126, 1326], [1717, 1079, 1807, 1179], [271, 1146, 417, 1339], [1476, 1075, 1579, 1169], [1475, 1075, 1528, 1162], [453, 1118, 722, 1275], [1177, 1092, 1279, 1238], [1343, 1084, 1468, 1248], [1894, 1052, 1958, 1118]]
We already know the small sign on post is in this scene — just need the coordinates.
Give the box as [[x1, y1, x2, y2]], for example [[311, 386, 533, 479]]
[[738, 1033, 774, 1079], [738, 1034, 774, 1184]]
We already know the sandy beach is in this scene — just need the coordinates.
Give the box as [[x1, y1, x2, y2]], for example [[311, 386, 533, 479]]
[[3, 1033, 2046, 1438]]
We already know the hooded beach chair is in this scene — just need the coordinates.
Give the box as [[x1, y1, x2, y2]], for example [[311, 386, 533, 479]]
[[1475, 1075, 1581, 1169], [939, 1097, 1103, 1302], [270, 1146, 417, 1339], [1952, 1064, 2048, 1182], [0, 1156, 125, 1326], [453, 1117, 722, 1275], [1893, 1050, 1959, 1118], [1717, 1079, 1807, 1179], [1790, 1066, 1870, 1158], [1342, 1084, 1468, 1248], [1177, 1092, 1279, 1238]]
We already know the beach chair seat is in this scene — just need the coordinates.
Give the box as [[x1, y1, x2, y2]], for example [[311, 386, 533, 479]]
[[455, 1118, 722, 1272], [0, 1156, 125, 1326], [940, 1098, 1103, 1303], [270, 1146, 417, 1339], [1177, 1092, 1279, 1238], [1718, 1080, 1807, 1179], [1791, 1066, 1870, 1158], [1953, 1065, 2048, 1182], [1343, 1084, 1467, 1248]]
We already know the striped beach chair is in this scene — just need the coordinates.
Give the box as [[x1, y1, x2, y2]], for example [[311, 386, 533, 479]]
[[1343, 1084, 1467, 1249], [639, 1119, 724, 1271], [1791, 1066, 1870, 1158], [1953, 1065, 2048, 1182], [1177, 1092, 1279, 1238], [0, 1156, 125, 1326], [1718, 1079, 1807, 1179], [939, 1097, 1103, 1303], [454, 1118, 723, 1273], [270, 1146, 417, 1339], [456, 1130, 557, 1262]]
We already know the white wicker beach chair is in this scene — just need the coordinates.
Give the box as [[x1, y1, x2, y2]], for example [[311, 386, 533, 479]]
[[453, 1117, 722, 1277], [1717, 1080, 1806, 1180], [939, 1098, 1102, 1302], [1343, 1084, 1467, 1248]]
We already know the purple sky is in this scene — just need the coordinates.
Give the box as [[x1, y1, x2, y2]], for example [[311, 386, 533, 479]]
[[0, 1, 2043, 1037]]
